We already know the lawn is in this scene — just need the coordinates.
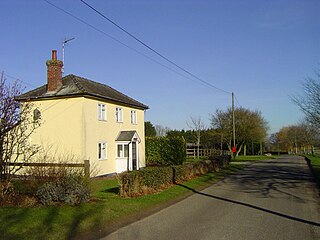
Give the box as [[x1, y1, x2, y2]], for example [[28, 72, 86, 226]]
[[186, 155, 278, 164], [0, 164, 244, 240]]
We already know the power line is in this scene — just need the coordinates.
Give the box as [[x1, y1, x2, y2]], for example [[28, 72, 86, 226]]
[[80, 0, 231, 95], [234, 95, 242, 108], [44, 1, 242, 107], [3, 72, 38, 89], [43, 0, 214, 90]]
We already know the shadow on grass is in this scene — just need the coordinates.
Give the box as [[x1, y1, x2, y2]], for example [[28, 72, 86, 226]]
[[103, 187, 119, 195], [0, 204, 106, 240]]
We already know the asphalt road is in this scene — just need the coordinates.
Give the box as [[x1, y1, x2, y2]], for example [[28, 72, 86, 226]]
[[103, 155, 320, 240]]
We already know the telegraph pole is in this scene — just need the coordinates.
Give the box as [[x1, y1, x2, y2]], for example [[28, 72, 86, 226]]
[[232, 92, 236, 156]]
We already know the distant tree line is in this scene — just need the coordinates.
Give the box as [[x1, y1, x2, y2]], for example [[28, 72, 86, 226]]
[[266, 122, 319, 154], [145, 106, 269, 158]]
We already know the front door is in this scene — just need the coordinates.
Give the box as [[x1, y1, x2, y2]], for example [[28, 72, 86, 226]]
[[132, 142, 137, 170]]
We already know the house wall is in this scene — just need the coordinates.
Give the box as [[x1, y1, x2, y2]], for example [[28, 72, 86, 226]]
[[82, 98, 146, 175], [30, 96, 146, 176], [30, 97, 85, 159]]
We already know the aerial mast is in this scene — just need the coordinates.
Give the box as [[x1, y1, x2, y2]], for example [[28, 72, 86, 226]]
[[62, 37, 75, 75]]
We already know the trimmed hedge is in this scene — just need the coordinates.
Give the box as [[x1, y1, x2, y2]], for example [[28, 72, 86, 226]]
[[119, 155, 230, 197], [146, 136, 186, 166]]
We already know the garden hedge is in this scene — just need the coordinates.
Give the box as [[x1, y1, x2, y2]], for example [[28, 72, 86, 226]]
[[119, 155, 230, 197], [145, 136, 186, 166]]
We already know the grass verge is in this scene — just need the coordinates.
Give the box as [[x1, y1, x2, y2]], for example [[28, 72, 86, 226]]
[[0, 164, 244, 240], [232, 155, 278, 162], [304, 155, 320, 184]]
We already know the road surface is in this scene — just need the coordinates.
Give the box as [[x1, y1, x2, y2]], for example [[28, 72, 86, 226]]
[[103, 155, 320, 240]]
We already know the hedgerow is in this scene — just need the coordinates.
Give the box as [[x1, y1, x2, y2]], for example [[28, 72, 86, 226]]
[[119, 155, 230, 197], [146, 136, 186, 166]]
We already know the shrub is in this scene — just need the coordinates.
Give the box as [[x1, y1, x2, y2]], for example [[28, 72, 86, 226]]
[[36, 175, 90, 206], [0, 181, 15, 205], [145, 137, 165, 165], [146, 136, 186, 166]]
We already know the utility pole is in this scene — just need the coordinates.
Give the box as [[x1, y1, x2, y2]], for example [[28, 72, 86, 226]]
[[232, 92, 236, 150], [62, 37, 75, 75]]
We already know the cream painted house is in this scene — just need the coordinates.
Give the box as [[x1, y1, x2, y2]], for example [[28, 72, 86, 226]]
[[17, 50, 148, 176]]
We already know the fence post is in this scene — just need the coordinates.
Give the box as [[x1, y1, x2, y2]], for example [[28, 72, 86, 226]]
[[84, 160, 90, 178]]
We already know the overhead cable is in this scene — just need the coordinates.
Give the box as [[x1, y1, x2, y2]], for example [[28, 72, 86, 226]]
[[44, 0, 220, 90], [79, 0, 232, 95]]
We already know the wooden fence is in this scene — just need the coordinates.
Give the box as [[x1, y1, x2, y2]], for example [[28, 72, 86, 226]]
[[7, 160, 90, 178], [187, 148, 229, 158]]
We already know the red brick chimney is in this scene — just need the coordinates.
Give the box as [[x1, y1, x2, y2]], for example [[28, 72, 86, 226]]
[[46, 50, 63, 92]]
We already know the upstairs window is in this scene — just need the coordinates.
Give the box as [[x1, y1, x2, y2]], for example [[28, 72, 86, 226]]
[[98, 142, 107, 160], [33, 108, 41, 121], [131, 110, 137, 124], [98, 103, 106, 121], [116, 107, 123, 122]]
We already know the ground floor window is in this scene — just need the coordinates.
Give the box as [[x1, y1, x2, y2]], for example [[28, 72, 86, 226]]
[[117, 143, 129, 158], [98, 142, 107, 160]]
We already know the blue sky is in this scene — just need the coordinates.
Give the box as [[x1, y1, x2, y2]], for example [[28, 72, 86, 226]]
[[1, 0, 319, 133]]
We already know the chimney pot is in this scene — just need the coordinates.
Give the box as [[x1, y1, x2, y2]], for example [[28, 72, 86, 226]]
[[52, 50, 57, 60]]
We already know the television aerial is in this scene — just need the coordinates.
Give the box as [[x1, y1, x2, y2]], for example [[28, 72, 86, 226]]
[[62, 37, 75, 75]]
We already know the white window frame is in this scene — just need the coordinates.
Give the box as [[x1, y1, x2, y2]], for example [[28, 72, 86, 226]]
[[130, 110, 137, 124], [116, 107, 123, 122], [117, 143, 129, 158], [98, 142, 107, 160], [98, 103, 106, 121]]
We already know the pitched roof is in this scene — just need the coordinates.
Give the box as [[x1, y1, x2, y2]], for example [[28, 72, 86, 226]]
[[17, 74, 148, 110]]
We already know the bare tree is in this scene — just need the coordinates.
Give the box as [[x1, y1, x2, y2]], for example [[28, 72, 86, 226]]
[[187, 116, 206, 159], [0, 72, 40, 186], [292, 71, 320, 131], [155, 125, 170, 137]]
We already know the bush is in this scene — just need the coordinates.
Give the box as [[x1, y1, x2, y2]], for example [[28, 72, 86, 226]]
[[36, 175, 90, 206], [145, 137, 165, 165], [146, 136, 186, 166]]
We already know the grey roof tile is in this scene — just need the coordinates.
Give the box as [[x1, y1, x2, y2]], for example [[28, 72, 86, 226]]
[[17, 74, 148, 110], [116, 131, 139, 141]]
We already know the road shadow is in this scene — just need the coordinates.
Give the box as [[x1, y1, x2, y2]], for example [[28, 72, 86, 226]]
[[176, 156, 320, 227], [177, 183, 320, 227], [220, 158, 315, 202]]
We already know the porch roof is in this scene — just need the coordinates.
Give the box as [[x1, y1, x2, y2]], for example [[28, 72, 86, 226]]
[[116, 131, 140, 142]]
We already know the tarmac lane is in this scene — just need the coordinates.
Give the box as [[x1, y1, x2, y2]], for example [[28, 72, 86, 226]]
[[102, 155, 320, 240]]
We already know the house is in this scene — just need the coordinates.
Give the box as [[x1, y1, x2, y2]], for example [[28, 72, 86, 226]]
[[17, 50, 148, 176]]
